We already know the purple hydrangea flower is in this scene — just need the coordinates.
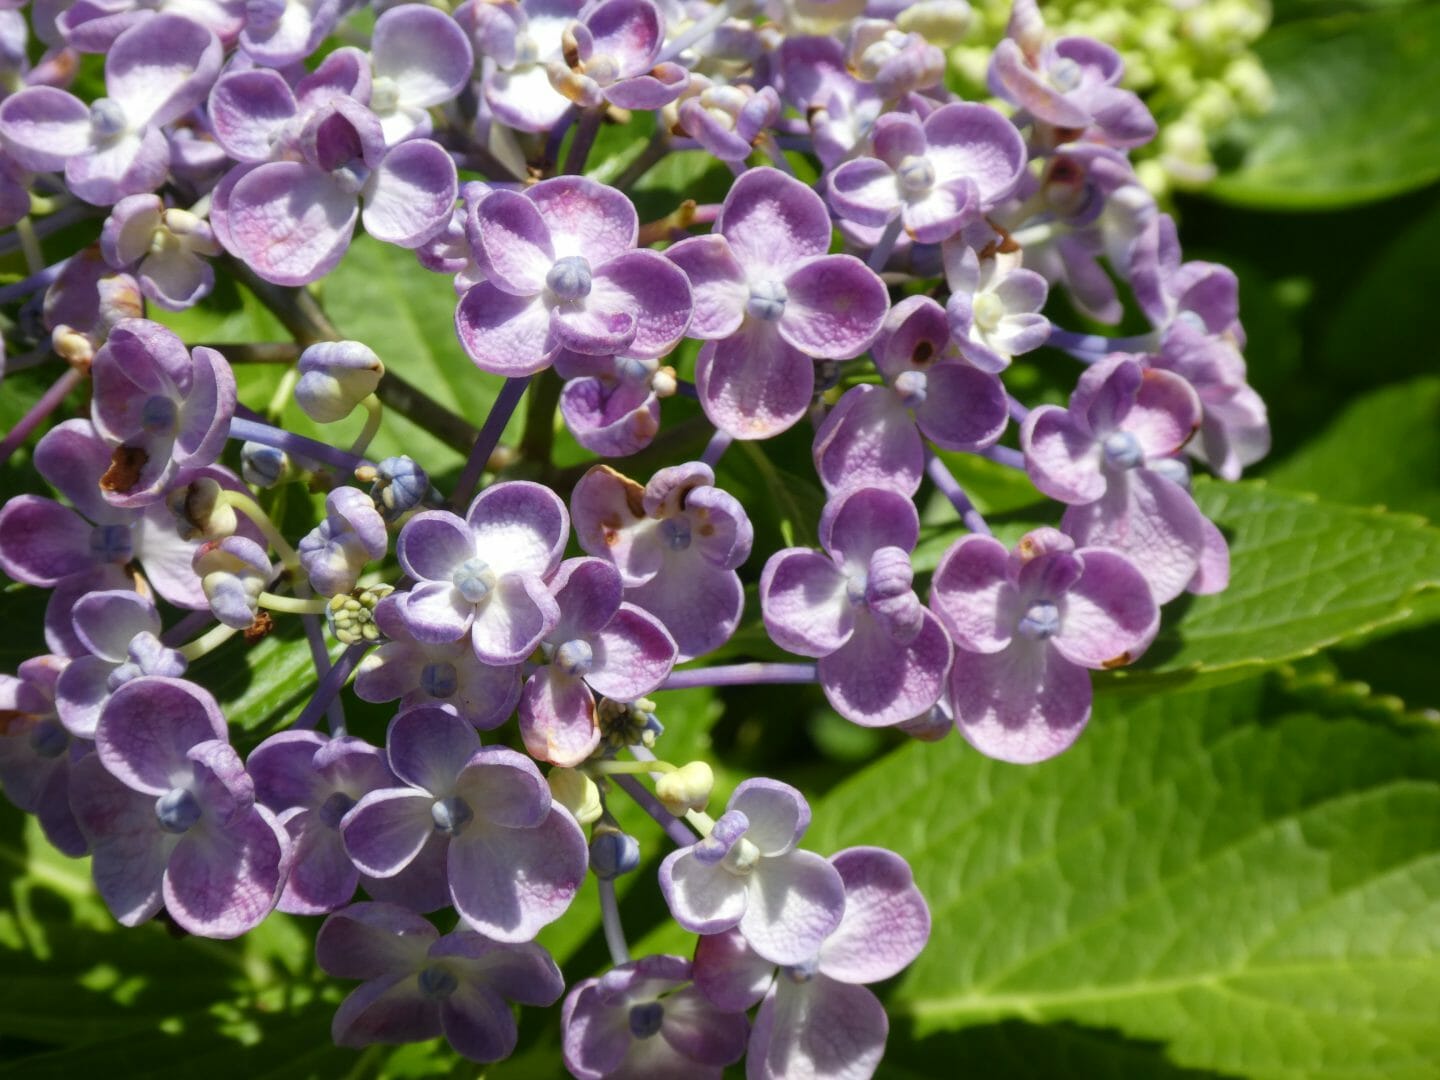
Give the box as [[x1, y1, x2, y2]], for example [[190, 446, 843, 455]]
[[0, 15, 221, 205], [555, 350, 671, 458], [692, 846, 930, 1080], [777, 35, 885, 169], [458, 0, 584, 133], [89, 318, 236, 507], [298, 487, 389, 597], [316, 902, 565, 1061], [247, 730, 398, 915], [193, 534, 274, 630], [762, 486, 953, 726], [659, 778, 845, 966], [826, 103, 1026, 245], [455, 175, 693, 377], [1129, 212, 1242, 338], [667, 167, 889, 439], [571, 462, 752, 661], [53, 0, 244, 54], [675, 78, 779, 163], [54, 589, 185, 739], [365, 5, 474, 145], [561, 955, 748, 1079], [71, 675, 290, 936], [813, 295, 1008, 497], [99, 194, 221, 311], [519, 557, 677, 767], [354, 594, 522, 729], [239, 0, 342, 67], [0, 655, 89, 857], [293, 340, 385, 423], [929, 526, 1159, 762], [342, 705, 587, 941], [1021, 353, 1228, 602], [943, 242, 1050, 373], [394, 480, 569, 665], [548, 0, 688, 112]]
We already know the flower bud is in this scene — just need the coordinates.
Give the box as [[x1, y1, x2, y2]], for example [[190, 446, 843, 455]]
[[589, 827, 641, 880], [294, 341, 384, 423], [167, 476, 237, 542], [241, 441, 290, 488], [327, 584, 393, 645], [370, 455, 429, 522], [548, 767, 603, 826], [656, 760, 713, 816], [194, 535, 272, 629]]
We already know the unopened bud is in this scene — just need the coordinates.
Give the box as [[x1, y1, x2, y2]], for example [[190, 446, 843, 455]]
[[548, 768, 602, 826], [327, 584, 393, 644], [370, 455, 428, 522], [294, 341, 384, 423], [655, 760, 714, 815], [52, 326, 94, 368], [589, 827, 641, 879], [167, 477, 237, 541]]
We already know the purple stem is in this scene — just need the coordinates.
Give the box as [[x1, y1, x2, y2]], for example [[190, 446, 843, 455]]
[[564, 108, 603, 175], [1007, 395, 1030, 424], [0, 367, 82, 466], [294, 641, 370, 730], [612, 774, 697, 848], [300, 613, 346, 736], [0, 258, 70, 304], [700, 429, 732, 467], [661, 662, 817, 690], [451, 374, 532, 507], [1047, 327, 1160, 358], [229, 416, 371, 474], [867, 216, 903, 273], [982, 444, 1026, 470], [925, 452, 990, 536], [0, 204, 101, 256], [161, 608, 215, 648]]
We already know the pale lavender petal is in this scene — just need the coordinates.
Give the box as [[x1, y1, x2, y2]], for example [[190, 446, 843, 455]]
[[812, 384, 922, 497], [826, 157, 901, 227], [625, 564, 743, 662], [163, 806, 288, 938], [923, 101, 1027, 208], [695, 323, 813, 440], [386, 704, 480, 794], [929, 533, 1016, 654], [397, 510, 475, 583], [759, 548, 852, 658], [466, 480, 570, 579], [549, 556, 623, 641], [343, 788, 437, 877], [819, 608, 951, 727], [371, 4, 473, 108], [207, 69, 296, 162], [528, 175, 637, 265], [717, 167, 830, 275], [749, 978, 887, 1080], [471, 574, 561, 665], [778, 255, 888, 360], [1052, 548, 1159, 668], [818, 847, 929, 984], [468, 187, 555, 295], [225, 161, 356, 286], [0, 86, 89, 172], [396, 580, 473, 645], [519, 668, 599, 768], [65, 127, 170, 206], [451, 746, 551, 829], [362, 140, 457, 248], [95, 676, 225, 795], [949, 641, 1091, 764], [105, 14, 221, 128], [585, 603, 676, 699], [448, 806, 586, 941], [664, 234, 746, 339], [729, 778, 809, 857], [913, 362, 1008, 452], [70, 755, 168, 927], [0, 496, 94, 585], [739, 848, 846, 966], [570, 465, 664, 585], [247, 729, 326, 811], [659, 848, 748, 934], [588, 249, 692, 359], [1022, 405, 1104, 504], [819, 487, 918, 569], [1127, 368, 1202, 459], [454, 282, 552, 376]]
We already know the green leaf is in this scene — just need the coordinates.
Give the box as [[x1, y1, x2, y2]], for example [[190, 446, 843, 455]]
[[186, 626, 341, 737], [811, 677, 1440, 1080], [1112, 479, 1440, 689], [1210, 5, 1440, 208]]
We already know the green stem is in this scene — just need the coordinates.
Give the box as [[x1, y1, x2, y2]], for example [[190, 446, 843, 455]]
[[217, 490, 300, 570], [348, 394, 383, 457], [179, 622, 239, 661], [258, 592, 331, 615]]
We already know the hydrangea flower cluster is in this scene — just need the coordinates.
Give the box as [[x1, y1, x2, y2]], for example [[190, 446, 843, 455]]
[[0, 0, 1268, 1073]]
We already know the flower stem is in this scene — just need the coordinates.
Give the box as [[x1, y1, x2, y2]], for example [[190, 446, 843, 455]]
[[162, 608, 215, 648], [867, 217, 903, 273], [15, 217, 45, 276], [1007, 395, 1030, 424], [179, 622, 240, 662], [611, 774, 698, 848], [294, 641, 370, 729], [589, 759, 677, 777], [229, 415, 370, 475], [982, 444, 1026, 470], [258, 592, 331, 615], [661, 662, 818, 690], [700, 429, 732, 467], [348, 394, 384, 457], [564, 108, 603, 175], [0, 367, 82, 466], [452, 375, 532, 507], [597, 878, 631, 966], [218, 489, 302, 570], [925, 451, 990, 536], [0, 255, 69, 304]]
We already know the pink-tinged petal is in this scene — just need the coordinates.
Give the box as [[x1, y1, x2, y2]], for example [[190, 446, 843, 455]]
[[585, 0, 662, 73], [730, 778, 809, 857], [33, 419, 126, 524], [1189, 512, 1230, 595], [0, 496, 94, 585], [949, 641, 1092, 764], [692, 929, 775, 1012], [105, 14, 220, 127], [923, 101, 1027, 208], [740, 848, 845, 966], [468, 187, 555, 295], [625, 564, 743, 663], [696, 324, 813, 440], [0, 86, 90, 172], [1061, 469, 1208, 604], [549, 556, 623, 640], [66, 126, 170, 206], [819, 486, 919, 569], [519, 668, 599, 767], [455, 282, 552, 376], [174, 345, 235, 465], [207, 69, 296, 162], [778, 255, 888, 360], [718, 167, 831, 275], [930, 533, 1017, 654], [903, 179, 977, 245], [665, 234, 747, 339], [397, 581, 473, 645], [70, 756, 169, 927], [560, 376, 661, 457], [588, 249, 692, 358], [550, 303, 637, 357], [397, 510, 475, 582], [362, 140, 457, 249], [913, 361, 1008, 451], [1022, 404, 1105, 504], [452, 746, 551, 829], [371, 4, 473, 107], [225, 161, 356, 286], [164, 806, 288, 938], [471, 574, 560, 665], [659, 848, 748, 934], [759, 548, 852, 658], [819, 607, 951, 727], [448, 806, 586, 941], [95, 676, 225, 795], [527, 175, 637, 265], [819, 847, 930, 983], [332, 973, 440, 1049], [343, 788, 437, 877], [826, 157, 901, 227], [316, 900, 437, 979], [466, 480, 570, 577], [440, 982, 519, 1063], [570, 465, 664, 585], [748, 979, 887, 1080], [812, 384, 923, 498], [682, 483, 754, 572], [585, 603, 676, 699], [1128, 368, 1202, 458], [386, 704, 481, 794], [1051, 548, 1159, 668], [874, 294, 951, 380]]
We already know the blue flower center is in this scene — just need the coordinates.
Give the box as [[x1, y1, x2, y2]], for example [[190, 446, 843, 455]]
[[897, 155, 935, 196], [89, 98, 127, 139], [784, 957, 820, 983], [628, 1001, 665, 1039], [141, 394, 179, 437], [418, 965, 458, 999], [452, 557, 496, 604], [431, 796, 472, 835], [1102, 431, 1144, 470], [845, 570, 869, 605], [894, 369, 928, 410], [547, 256, 593, 301], [318, 790, 356, 829], [659, 517, 691, 551], [1049, 56, 1083, 92], [420, 660, 459, 699], [155, 788, 201, 834], [1017, 600, 1061, 640], [29, 720, 68, 760], [746, 280, 787, 322], [555, 639, 594, 677], [90, 524, 134, 564]]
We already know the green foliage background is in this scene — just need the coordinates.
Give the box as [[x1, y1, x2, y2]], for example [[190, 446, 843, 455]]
[[3, 1, 1440, 1076]]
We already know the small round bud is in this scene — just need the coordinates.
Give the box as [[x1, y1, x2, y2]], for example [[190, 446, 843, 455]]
[[589, 828, 641, 880], [655, 760, 714, 816], [167, 476, 237, 542], [896, 703, 954, 742], [549, 768, 603, 826], [371, 456, 428, 522], [294, 341, 384, 423], [326, 584, 393, 645], [241, 441, 289, 488]]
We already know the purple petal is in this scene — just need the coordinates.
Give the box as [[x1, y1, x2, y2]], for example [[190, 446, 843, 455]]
[[207, 69, 297, 162], [1051, 548, 1159, 668], [519, 668, 600, 768], [0, 86, 90, 172], [386, 704, 481, 795], [440, 982, 520, 1063], [471, 574, 561, 665], [277, 816, 361, 914], [69, 589, 158, 659], [812, 384, 923, 497], [584, 0, 662, 74], [468, 187, 555, 295], [549, 556, 623, 641], [396, 581, 473, 645], [588, 249, 692, 359], [759, 547, 852, 657], [247, 729, 326, 811], [455, 282, 552, 376], [528, 175, 637, 266], [0, 496, 95, 585], [665, 234, 747, 339], [1127, 368, 1202, 458], [819, 608, 951, 727], [913, 362, 1008, 452], [692, 928, 775, 1012], [696, 323, 813, 440], [929, 533, 1017, 654], [55, 655, 113, 739], [106, 14, 220, 128], [448, 806, 586, 941], [949, 641, 1092, 764], [778, 255, 888, 360], [70, 756, 168, 926], [95, 676, 225, 795], [739, 848, 845, 966], [748, 979, 887, 1080], [33, 418, 126, 524], [586, 603, 676, 699], [65, 126, 170, 206], [225, 161, 356, 286], [560, 375, 661, 457], [569, 465, 664, 585], [624, 564, 743, 663], [923, 102, 1027, 208], [316, 901, 437, 979], [717, 167, 831, 276], [818, 847, 930, 983], [452, 746, 552, 830], [729, 778, 809, 857], [363, 140, 457, 249], [332, 973, 441, 1049], [826, 157, 900, 228], [397, 510, 475, 583], [343, 788, 438, 877], [819, 487, 918, 569], [371, 5, 473, 108], [1022, 405, 1105, 504], [466, 480, 569, 578], [164, 806, 288, 938], [659, 848, 748, 935]]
